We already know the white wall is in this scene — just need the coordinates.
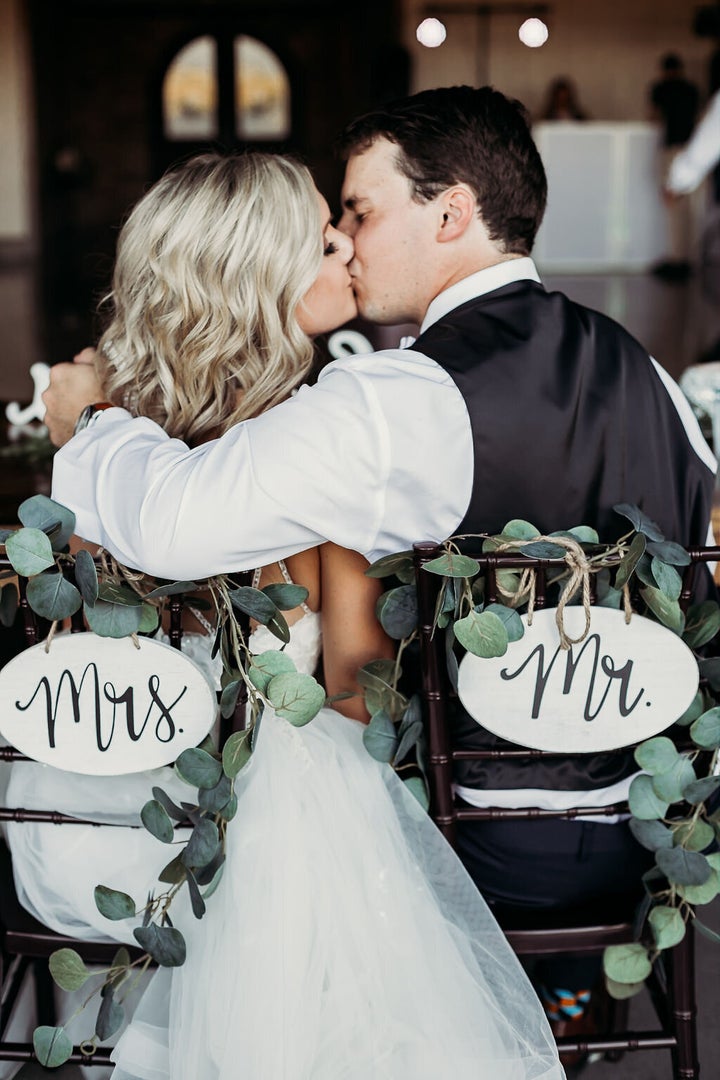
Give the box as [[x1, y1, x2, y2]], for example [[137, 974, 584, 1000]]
[[404, 0, 714, 120], [0, 0, 34, 243]]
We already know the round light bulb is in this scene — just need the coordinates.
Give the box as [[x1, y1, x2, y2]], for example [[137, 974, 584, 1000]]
[[416, 18, 447, 48], [518, 18, 549, 48]]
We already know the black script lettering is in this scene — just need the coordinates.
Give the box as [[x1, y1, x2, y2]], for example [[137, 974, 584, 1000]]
[[16, 664, 102, 749], [600, 655, 644, 717], [143, 675, 187, 744], [500, 644, 562, 719]]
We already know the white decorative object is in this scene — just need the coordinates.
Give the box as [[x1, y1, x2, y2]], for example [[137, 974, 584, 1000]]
[[327, 329, 373, 360], [416, 18, 447, 48], [5, 362, 51, 428], [518, 18, 549, 48], [457, 607, 698, 753], [0, 633, 217, 775]]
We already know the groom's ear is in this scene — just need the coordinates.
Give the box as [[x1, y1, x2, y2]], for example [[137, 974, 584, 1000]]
[[436, 185, 476, 242]]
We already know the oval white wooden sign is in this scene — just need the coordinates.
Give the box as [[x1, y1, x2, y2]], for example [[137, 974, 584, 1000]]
[[0, 633, 218, 775], [457, 607, 699, 753]]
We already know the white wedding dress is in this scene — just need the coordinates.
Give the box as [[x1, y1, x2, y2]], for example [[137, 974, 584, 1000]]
[[6, 594, 563, 1080]]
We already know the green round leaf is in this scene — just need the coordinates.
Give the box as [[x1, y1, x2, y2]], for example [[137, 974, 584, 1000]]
[[26, 573, 82, 621], [613, 504, 664, 541], [142, 580, 199, 599], [519, 540, 566, 560], [33, 1025, 73, 1068], [672, 819, 715, 852], [454, 609, 508, 658], [603, 942, 652, 984], [48, 948, 91, 991], [248, 650, 295, 695], [675, 690, 705, 728], [6, 527, 55, 576], [615, 532, 647, 590], [151, 786, 187, 822], [362, 709, 398, 763], [95, 988, 124, 1041], [677, 871, 720, 904], [198, 774, 233, 814], [628, 774, 669, 820], [357, 660, 405, 719], [682, 602, 720, 650], [141, 799, 175, 844], [640, 585, 685, 635], [501, 519, 540, 540], [74, 548, 99, 605], [133, 923, 186, 967], [138, 602, 160, 634], [422, 552, 480, 578], [228, 586, 278, 624], [628, 818, 674, 852], [634, 736, 678, 775], [94, 885, 136, 921], [261, 582, 309, 610], [19, 495, 76, 550], [364, 550, 415, 579], [648, 905, 686, 949], [690, 707, 720, 750], [267, 672, 326, 726], [84, 598, 143, 638], [175, 747, 223, 789], [650, 557, 682, 601], [651, 757, 696, 803], [219, 679, 242, 720], [403, 775, 430, 810], [566, 525, 600, 544], [605, 975, 645, 1000], [483, 603, 525, 643], [683, 775, 720, 805], [376, 585, 418, 639], [222, 729, 253, 779], [655, 846, 712, 886], [181, 819, 220, 870], [646, 540, 691, 567]]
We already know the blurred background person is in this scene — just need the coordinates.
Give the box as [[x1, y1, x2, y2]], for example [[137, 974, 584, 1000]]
[[540, 76, 588, 121]]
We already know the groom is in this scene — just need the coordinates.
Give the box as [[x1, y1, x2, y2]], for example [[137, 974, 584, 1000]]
[[43, 85, 715, 1024]]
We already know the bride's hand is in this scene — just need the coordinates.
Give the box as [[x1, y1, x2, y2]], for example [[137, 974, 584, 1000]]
[[42, 351, 104, 447]]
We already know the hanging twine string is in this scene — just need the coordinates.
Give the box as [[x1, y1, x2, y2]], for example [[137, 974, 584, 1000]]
[[491, 534, 632, 650]]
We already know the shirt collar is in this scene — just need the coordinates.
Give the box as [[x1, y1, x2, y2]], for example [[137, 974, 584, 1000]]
[[420, 257, 541, 333]]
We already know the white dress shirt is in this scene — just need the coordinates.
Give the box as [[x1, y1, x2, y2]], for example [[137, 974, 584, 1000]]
[[667, 90, 720, 194]]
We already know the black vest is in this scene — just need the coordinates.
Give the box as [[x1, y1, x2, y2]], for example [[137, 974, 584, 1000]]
[[413, 280, 715, 792]]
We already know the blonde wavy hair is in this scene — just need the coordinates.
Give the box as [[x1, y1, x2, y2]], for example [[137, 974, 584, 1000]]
[[95, 153, 323, 444]]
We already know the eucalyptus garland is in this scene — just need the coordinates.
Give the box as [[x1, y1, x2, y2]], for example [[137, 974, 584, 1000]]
[[361, 503, 720, 1003]]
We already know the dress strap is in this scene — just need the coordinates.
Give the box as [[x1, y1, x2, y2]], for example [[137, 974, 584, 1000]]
[[252, 562, 312, 616]]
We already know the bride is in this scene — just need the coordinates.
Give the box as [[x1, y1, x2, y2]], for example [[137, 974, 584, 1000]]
[[8, 153, 563, 1079]]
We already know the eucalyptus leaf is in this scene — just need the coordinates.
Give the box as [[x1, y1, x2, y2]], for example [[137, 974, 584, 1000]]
[[672, 819, 715, 852], [48, 948, 91, 991], [222, 729, 253, 779], [142, 580, 199, 599], [422, 552, 480, 578], [97, 581, 142, 607], [675, 690, 705, 728], [694, 918, 720, 943], [185, 868, 207, 919], [267, 672, 325, 726], [519, 540, 566, 560], [94, 885, 136, 921], [133, 923, 186, 967], [19, 495, 75, 550], [151, 786, 187, 822], [198, 774, 233, 814], [655, 847, 712, 886], [5, 527, 55, 576], [614, 532, 647, 589], [376, 585, 418, 639], [646, 540, 691, 567], [690, 707, 720, 749], [74, 548, 99, 605], [32, 1026, 73, 1068], [634, 553, 657, 590], [95, 987, 124, 1041], [109, 946, 131, 989], [640, 585, 684, 634], [495, 569, 522, 597], [566, 525, 600, 544], [628, 818, 674, 851], [261, 582, 309, 610], [677, 872, 720, 904], [403, 775, 430, 810], [454, 609, 508, 658], [362, 709, 398, 763], [628, 774, 669, 820], [141, 800, 175, 844], [634, 736, 678, 775], [175, 747, 223, 789], [613, 503, 665, 541], [84, 598, 143, 638], [698, 657, 720, 692], [158, 853, 187, 885], [0, 583, 18, 628], [483, 603, 525, 642], [218, 792, 238, 821], [194, 848, 226, 887], [603, 942, 652, 984], [683, 602, 720, 650], [650, 557, 682, 601], [683, 775, 720, 805], [248, 650, 295, 694], [201, 860, 226, 900], [651, 757, 696, 803], [501, 519, 540, 540], [364, 550, 415, 579], [228, 586, 278, 624], [605, 976, 645, 1000], [267, 611, 291, 644], [219, 679, 242, 720], [26, 573, 82, 621], [181, 819, 220, 870], [648, 905, 686, 949]]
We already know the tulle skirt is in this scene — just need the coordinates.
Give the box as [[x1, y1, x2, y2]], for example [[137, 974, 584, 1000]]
[[109, 707, 564, 1080]]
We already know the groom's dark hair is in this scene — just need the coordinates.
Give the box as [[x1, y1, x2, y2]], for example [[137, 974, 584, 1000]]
[[336, 85, 547, 256]]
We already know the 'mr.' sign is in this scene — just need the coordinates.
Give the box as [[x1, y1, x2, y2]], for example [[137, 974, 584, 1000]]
[[457, 608, 699, 752], [0, 634, 217, 774]]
